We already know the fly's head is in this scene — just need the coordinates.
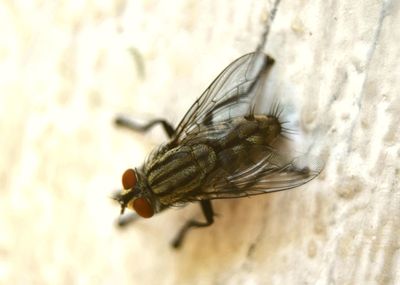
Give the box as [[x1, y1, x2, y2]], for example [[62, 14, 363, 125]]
[[113, 168, 156, 218]]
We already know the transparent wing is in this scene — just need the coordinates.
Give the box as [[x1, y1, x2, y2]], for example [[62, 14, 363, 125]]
[[179, 148, 323, 202], [170, 52, 274, 146]]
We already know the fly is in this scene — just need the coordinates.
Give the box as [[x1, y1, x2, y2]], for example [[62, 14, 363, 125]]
[[113, 0, 322, 248]]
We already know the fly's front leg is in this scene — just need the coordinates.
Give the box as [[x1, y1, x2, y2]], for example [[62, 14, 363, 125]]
[[172, 200, 215, 249], [115, 115, 175, 138], [116, 212, 139, 227]]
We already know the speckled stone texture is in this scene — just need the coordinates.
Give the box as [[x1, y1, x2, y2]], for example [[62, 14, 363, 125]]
[[0, 1, 399, 284]]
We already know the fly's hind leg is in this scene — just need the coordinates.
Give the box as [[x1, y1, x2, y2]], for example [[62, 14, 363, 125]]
[[115, 116, 175, 138], [171, 200, 215, 249]]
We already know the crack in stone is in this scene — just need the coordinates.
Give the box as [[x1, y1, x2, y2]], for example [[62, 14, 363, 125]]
[[346, 1, 390, 153]]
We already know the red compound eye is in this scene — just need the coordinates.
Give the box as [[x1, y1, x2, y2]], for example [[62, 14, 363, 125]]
[[122, 168, 137, 189], [133, 198, 154, 218]]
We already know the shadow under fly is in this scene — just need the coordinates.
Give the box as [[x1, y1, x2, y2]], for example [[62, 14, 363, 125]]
[[112, 0, 322, 249]]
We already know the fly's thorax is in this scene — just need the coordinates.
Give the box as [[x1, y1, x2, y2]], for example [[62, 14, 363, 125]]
[[144, 144, 217, 205]]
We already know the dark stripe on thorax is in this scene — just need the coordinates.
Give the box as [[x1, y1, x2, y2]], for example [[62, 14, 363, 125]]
[[149, 150, 193, 186], [157, 166, 199, 198], [146, 148, 187, 175]]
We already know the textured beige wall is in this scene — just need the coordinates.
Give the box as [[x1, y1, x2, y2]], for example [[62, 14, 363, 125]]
[[0, 1, 399, 284]]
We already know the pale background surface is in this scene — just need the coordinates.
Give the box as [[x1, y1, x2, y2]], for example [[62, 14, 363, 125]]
[[0, 0, 399, 284]]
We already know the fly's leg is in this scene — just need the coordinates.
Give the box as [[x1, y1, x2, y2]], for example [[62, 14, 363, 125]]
[[172, 200, 214, 249], [116, 213, 139, 227], [115, 116, 175, 138]]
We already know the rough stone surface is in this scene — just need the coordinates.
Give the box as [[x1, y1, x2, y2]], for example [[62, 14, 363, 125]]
[[0, 1, 399, 284]]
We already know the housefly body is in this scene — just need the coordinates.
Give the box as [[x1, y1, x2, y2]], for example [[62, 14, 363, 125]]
[[113, 1, 322, 248]]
